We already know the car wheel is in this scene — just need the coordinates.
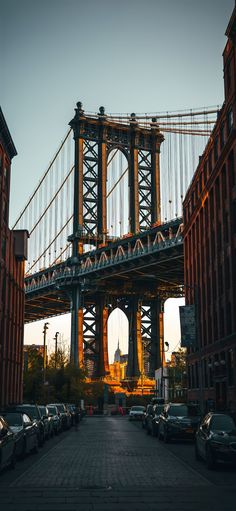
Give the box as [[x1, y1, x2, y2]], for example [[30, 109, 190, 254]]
[[146, 425, 151, 435], [163, 428, 170, 443], [206, 445, 216, 470], [195, 441, 201, 461]]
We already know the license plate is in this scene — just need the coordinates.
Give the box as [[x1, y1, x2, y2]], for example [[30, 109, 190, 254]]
[[185, 428, 194, 433]]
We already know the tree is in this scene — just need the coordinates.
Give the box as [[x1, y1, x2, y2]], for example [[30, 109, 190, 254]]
[[23, 346, 44, 402]]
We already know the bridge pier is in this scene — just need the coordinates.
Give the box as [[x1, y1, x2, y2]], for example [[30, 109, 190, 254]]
[[126, 297, 141, 378], [96, 298, 110, 377], [70, 286, 83, 367], [149, 298, 164, 374]]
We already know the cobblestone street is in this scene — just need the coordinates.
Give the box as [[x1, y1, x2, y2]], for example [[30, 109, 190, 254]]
[[1, 417, 236, 510]]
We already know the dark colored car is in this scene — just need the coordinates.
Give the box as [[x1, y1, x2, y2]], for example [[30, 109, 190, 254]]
[[2, 411, 38, 458], [142, 404, 154, 430], [66, 404, 76, 426], [158, 403, 201, 442], [47, 405, 62, 435], [13, 404, 45, 446], [38, 406, 54, 439], [195, 412, 236, 469], [48, 403, 70, 430], [0, 415, 16, 471]]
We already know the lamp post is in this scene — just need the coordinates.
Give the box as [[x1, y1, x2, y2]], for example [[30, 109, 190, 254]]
[[161, 341, 169, 400], [43, 322, 49, 384], [54, 331, 60, 368]]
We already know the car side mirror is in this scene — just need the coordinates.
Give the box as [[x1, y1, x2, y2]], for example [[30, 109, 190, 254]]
[[1, 428, 8, 437]]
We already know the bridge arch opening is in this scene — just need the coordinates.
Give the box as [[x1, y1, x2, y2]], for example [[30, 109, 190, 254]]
[[164, 297, 185, 359], [107, 308, 129, 367], [107, 149, 129, 238]]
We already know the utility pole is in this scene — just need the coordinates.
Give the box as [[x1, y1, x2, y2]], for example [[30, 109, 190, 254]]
[[54, 331, 60, 368], [43, 322, 49, 384]]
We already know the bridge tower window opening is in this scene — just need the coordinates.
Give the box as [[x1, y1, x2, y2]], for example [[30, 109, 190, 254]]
[[107, 149, 129, 239], [107, 307, 129, 368]]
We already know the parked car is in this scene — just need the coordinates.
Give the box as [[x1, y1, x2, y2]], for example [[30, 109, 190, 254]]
[[47, 405, 62, 435], [142, 404, 154, 430], [129, 406, 146, 421], [2, 411, 38, 458], [158, 403, 201, 442], [38, 406, 54, 439], [0, 415, 16, 471], [195, 412, 236, 469], [48, 403, 70, 430], [66, 404, 76, 425], [13, 404, 45, 446], [151, 403, 165, 436]]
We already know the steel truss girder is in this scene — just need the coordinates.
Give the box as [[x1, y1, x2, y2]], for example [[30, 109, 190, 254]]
[[138, 149, 152, 230]]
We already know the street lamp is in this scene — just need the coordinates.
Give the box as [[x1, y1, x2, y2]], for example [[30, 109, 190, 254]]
[[43, 322, 49, 384], [54, 332, 60, 368], [161, 341, 169, 400]]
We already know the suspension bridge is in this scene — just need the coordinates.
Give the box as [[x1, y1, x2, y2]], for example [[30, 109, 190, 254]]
[[14, 102, 219, 380]]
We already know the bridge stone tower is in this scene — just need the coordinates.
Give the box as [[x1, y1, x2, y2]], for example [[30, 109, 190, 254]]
[[68, 102, 164, 379]]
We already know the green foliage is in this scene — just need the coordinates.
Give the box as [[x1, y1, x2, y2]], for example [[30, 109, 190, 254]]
[[23, 345, 87, 404]]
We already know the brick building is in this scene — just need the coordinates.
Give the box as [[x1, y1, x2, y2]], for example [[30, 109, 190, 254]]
[[183, 6, 236, 413], [0, 108, 28, 408]]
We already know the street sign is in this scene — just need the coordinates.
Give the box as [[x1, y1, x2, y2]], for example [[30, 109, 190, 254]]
[[179, 305, 196, 347]]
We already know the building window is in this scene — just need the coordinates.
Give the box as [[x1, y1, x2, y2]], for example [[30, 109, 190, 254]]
[[220, 123, 225, 149], [215, 177, 220, 210], [228, 150, 235, 187], [227, 108, 233, 135], [195, 362, 199, 389], [222, 165, 227, 200], [1, 238, 6, 259], [233, 200, 236, 233], [225, 257, 230, 290], [223, 211, 229, 244], [226, 63, 231, 92], [219, 306, 225, 338], [208, 150, 213, 174], [203, 162, 208, 184], [208, 358, 213, 387], [226, 302, 232, 336], [214, 137, 218, 163], [228, 350, 234, 386]]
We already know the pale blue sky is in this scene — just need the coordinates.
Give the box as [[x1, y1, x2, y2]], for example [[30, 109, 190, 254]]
[[1, 0, 234, 361]]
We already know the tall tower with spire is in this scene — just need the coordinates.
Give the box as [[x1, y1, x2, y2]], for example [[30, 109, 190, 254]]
[[114, 340, 121, 363]]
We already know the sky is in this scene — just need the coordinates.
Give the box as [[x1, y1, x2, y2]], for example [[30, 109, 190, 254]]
[[1, 0, 235, 362]]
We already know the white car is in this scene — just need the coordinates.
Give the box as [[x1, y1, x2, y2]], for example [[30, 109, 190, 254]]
[[129, 406, 146, 421]]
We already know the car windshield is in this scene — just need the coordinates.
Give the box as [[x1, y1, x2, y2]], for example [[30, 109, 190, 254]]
[[4, 413, 22, 426], [131, 406, 145, 411], [169, 405, 188, 416], [17, 406, 39, 420], [56, 404, 65, 413], [39, 406, 47, 416], [169, 405, 200, 417], [211, 415, 236, 432], [47, 406, 57, 415]]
